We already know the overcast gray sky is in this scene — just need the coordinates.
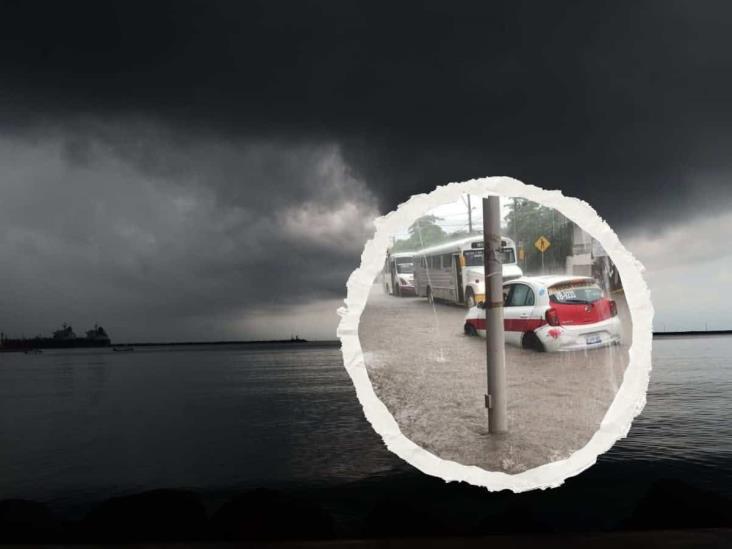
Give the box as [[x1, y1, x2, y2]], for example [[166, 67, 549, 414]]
[[1, 1, 731, 340]]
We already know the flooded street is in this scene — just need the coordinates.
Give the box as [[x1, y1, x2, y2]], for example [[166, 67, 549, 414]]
[[359, 283, 632, 473]]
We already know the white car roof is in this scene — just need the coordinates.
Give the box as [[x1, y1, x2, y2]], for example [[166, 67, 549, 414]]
[[387, 252, 415, 259], [507, 275, 596, 288]]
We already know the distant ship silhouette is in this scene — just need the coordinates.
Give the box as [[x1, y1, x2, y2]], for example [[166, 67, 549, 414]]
[[0, 323, 111, 351]]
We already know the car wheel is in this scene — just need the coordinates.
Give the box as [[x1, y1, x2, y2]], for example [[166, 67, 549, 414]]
[[465, 288, 475, 308], [464, 322, 478, 336], [426, 287, 434, 304], [522, 331, 545, 352]]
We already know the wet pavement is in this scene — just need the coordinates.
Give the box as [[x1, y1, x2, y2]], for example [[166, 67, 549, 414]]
[[358, 282, 632, 474]]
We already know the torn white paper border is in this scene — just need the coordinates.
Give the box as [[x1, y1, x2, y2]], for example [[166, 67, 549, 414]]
[[337, 177, 653, 491]]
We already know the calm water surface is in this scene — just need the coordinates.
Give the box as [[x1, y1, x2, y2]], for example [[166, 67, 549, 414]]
[[607, 336, 732, 473], [0, 337, 730, 519], [0, 344, 401, 515]]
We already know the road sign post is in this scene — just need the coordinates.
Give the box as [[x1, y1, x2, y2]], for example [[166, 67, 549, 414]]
[[483, 196, 507, 434], [534, 235, 551, 274]]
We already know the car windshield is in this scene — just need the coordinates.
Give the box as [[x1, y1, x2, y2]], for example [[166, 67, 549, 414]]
[[549, 282, 604, 304], [396, 262, 414, 274], [463, 248, 515, 266]]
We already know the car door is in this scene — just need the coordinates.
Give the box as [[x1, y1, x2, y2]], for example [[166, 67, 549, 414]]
[[503, 283, 537, 346]]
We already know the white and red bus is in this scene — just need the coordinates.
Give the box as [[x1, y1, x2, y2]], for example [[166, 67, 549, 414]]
[[413, 236, 523, 307]]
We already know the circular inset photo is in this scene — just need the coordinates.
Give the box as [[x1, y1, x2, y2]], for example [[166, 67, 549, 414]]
[[338, 177, 653, 491]]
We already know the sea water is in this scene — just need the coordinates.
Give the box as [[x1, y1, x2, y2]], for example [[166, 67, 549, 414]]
[[0, 337, 730, 524]]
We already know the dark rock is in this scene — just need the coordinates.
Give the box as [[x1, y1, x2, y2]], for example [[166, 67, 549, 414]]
[[210, 488, 334, 540], [624, 478, 732, 530], [0, 499, 57, 542], [361, 497, 453, 538], [473, 501, 554, 535], [81, 489, 207, 542]]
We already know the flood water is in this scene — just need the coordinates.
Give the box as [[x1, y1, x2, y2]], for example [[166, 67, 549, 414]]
[[359, 287, 631, 472], [0, 336, 730, 529]]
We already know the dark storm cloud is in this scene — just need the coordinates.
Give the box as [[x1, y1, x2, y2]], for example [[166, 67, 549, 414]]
[[3, 0, 732, 229], [2, 1, 732, 338], [0, 127, 377, 340]]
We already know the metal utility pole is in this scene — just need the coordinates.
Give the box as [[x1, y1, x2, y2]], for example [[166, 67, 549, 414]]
[[483, 196, 508, 433], [467, 194, 473, 234]]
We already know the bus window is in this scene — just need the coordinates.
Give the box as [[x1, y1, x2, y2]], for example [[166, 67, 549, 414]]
[[464, 248, 516, 266], [500, 248, 516, 264], [464, 250, 483, 266], [441, 254, 452, 268]]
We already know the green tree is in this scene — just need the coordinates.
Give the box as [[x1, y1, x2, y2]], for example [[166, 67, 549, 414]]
[[391, 215, 448, 252], [505, 199, 573, 275]]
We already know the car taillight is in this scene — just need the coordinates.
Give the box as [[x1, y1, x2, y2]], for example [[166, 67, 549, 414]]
[[545, 308, 560, 326], [399, 277, 406, 285], [609, 300, 618, 317]]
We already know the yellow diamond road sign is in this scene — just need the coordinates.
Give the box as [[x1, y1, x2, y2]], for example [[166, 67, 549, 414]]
[[534, 235, 551, 253]]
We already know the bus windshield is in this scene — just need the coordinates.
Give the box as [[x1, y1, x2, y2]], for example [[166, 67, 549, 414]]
[[395, 259, 414, 274], [463, 248, 516, 267]]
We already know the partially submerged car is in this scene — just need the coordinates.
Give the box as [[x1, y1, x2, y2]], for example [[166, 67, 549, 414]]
[[464, 275, 621, 352]]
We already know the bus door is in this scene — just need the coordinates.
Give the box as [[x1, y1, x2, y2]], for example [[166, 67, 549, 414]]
[[390, 260, 398, 295], [454, 253, 464, 303]]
